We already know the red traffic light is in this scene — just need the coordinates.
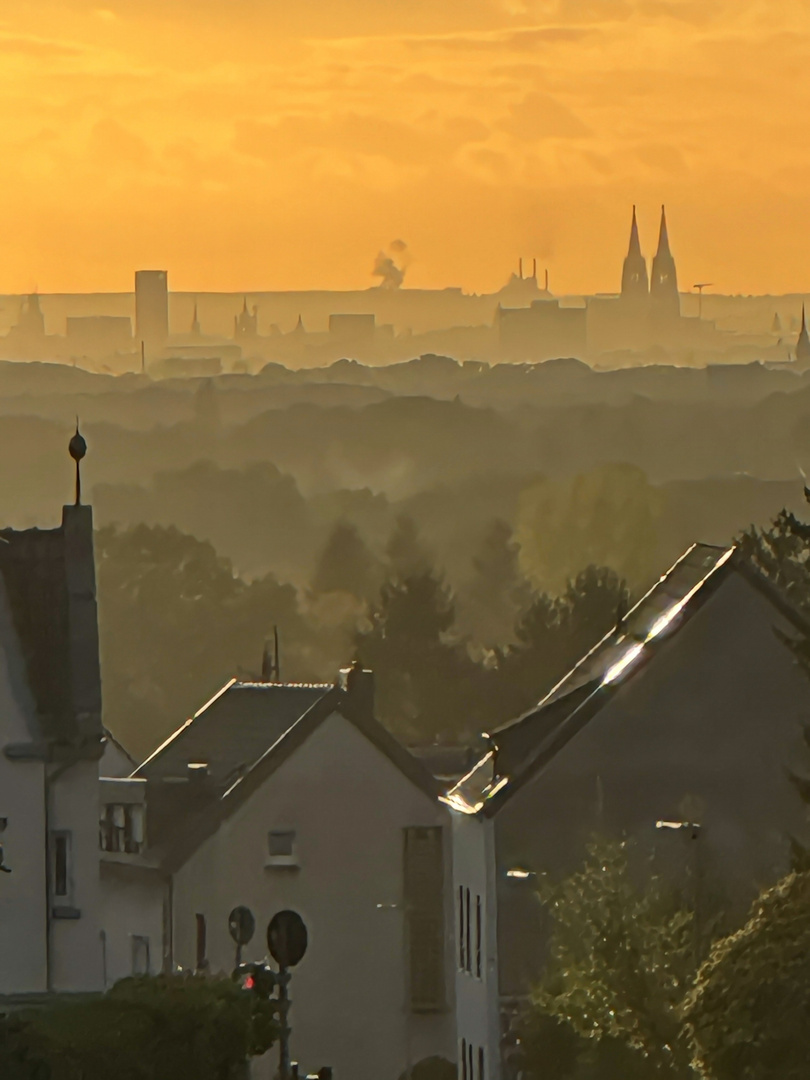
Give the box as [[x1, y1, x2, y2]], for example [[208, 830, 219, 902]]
[[243, 975, 255, 990]]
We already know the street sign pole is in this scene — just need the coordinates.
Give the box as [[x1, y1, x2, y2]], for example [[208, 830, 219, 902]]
[[278, 966, 292, 1080], [266, 909, 308, 1080]]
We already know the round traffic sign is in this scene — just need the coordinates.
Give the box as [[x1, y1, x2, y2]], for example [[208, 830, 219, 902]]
[[228, 906, 256, 947], [267, 909, 308, 968]]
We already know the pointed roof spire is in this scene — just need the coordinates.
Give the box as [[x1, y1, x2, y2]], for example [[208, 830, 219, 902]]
[[797, 303, 810, 363], [621, 205, 649, 303], [656, 204, 671, 256], [627, 205, 642, 256]]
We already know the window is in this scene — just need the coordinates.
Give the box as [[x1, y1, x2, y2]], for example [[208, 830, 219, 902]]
[[460, 1040, 467, 1080], [403, 826, 445, 1012], [458, 885, 466, 970], [458, 885, 465, 969], [100, 804, 145, 854], [131, 935, 150, 976], [476, 894, 482, 978], [267, 829, 296, 866], [465, 888, 471, 973], [195, 913, 207, 971], [52, 832, 71, 898], [478, 1047, 485, 1080], [468, 1041, 474, 1080]]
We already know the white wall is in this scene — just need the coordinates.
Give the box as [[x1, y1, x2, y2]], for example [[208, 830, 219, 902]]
[[172, 711, 457, 1080], [451, 813, 500, 1080], [100, 866, 166, 986], [49, 759, 105, 992], [0, 580, 48, 995]]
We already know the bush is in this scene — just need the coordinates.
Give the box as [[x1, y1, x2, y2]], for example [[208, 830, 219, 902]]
[[0, 974, 278, 1080]]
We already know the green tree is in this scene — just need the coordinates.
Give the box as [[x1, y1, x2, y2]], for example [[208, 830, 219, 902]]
[[311, 519, 380, 601], [386, 513, 431, 578], [737, 508, 810, 611], [492, 567, 628, 722], [737, 510, 810, 866], [516, 464, 663, 596], [356, 567, 475, 741], [0, 974, 277, 1080], [530, 838, 699, 1079], [514, 1007, 662, 1080], [461, 518, 533, 647], [685, 871, 810, 1080], [96, 524, 311, 758]]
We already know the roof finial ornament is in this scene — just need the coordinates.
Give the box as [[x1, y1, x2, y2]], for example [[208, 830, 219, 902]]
[[69, 419, 87, 506]]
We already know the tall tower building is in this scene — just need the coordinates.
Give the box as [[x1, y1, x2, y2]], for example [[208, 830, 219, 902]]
[[135, 270, 169, 358], [649, 205, 680, 321], [620, 206, 649, 307]]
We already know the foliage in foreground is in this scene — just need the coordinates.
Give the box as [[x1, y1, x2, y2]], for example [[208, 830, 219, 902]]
[[521, 838, 702, 1079], [536, 838, 698, 1075], [0, 974, 278, 1080], [685, 871, 810, 1080]]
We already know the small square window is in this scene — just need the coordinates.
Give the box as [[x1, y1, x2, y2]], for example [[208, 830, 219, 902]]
[[266, 830, 297, 867]]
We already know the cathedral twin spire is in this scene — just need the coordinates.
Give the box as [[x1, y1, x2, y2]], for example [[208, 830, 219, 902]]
[[621, 205, 680, 319]]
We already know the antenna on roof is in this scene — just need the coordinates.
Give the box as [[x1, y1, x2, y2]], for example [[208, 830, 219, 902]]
[[261, 627, 281, 682]]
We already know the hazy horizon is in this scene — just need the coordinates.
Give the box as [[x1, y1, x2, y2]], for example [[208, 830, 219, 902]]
[[3, 1, 810, 296]]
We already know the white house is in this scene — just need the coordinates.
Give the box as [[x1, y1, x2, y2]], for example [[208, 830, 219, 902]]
[[96, 664, 502, 1080], [0, 484, 106, 1002]]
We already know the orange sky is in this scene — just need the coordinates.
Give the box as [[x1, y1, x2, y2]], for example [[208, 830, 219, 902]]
[[2, 0, 810, 295]]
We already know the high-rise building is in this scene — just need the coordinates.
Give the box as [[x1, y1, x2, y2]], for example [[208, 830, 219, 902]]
[[649, 205, 680, 321], [620, 205, 649, 308], [135, 270, 169, 357]]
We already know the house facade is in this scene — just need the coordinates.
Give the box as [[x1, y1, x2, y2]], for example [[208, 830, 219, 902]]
[[97, 667, 503, 1080], [446, 543, 810, 1014], [0, 489, 106, 1001]]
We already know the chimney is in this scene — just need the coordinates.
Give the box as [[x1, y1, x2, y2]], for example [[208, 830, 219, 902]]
[[340, 660, 375, 723], [532, 258, 537, 279], [518, 258, 523, 279], [544, 269, 549, 292]]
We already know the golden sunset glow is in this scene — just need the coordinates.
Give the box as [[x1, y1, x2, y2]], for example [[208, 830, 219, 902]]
[[3, 0, 810, 294]]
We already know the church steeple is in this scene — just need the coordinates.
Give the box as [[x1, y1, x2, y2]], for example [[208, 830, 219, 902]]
[[621, 205, 649, 305], [796, 304, 810, 364], [649, 204, 680, 321]]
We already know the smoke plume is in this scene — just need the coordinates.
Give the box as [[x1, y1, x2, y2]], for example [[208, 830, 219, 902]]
[[372, 239, 410, 289]]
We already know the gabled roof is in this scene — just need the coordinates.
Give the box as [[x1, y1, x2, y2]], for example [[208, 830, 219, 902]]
[[136, 680, 333, 790], [444, 543, 810, 819], [159, 683, 441, 873]]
